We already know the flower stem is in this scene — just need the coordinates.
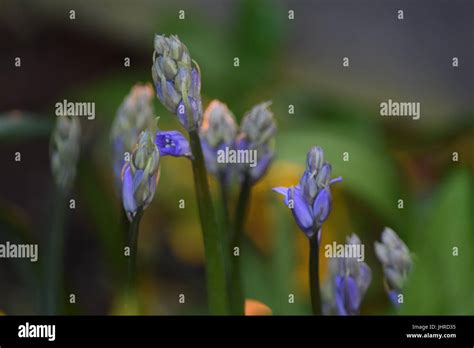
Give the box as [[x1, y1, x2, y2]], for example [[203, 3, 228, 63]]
[[309, 234, 321, 315], [126, 209, 143, 308], [189, 130, 229, 315], [43, 187, 66, 315], [230, 173, 252, 315]]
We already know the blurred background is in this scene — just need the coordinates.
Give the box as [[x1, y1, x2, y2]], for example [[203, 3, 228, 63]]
[[0, 0, 473, 315]]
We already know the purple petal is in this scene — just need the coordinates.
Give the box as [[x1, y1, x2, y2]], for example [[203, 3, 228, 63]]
[[345, 276, 361, 314], [122, 164, 137, 221], [177, 97, 201, 130], [335, 275, 348, 316], [313, 188, 332, 226], [250, 151, 273, 183], [389, 290, 401, 307], [330, 176, 343, 185], [272, 186, 290, 206], [155, 130, 192, 158], [190, 68, 201, 98], [290, 186, 314, 234]]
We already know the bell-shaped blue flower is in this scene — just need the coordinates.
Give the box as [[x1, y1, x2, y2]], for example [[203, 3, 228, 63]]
[[155, 130, 192, 158], [273, 146, 342, 240]]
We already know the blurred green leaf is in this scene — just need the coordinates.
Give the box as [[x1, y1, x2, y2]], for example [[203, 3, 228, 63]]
[[0, 112, 52, 142], [402, 168, 473, 314]]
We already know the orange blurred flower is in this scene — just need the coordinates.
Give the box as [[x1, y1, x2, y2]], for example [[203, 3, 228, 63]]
[[245, 299, 272, 316]]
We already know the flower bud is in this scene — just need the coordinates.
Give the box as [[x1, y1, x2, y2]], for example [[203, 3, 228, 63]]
[[237, 101, 276, 183], [306, 146, 324, 173], [322, 234, 372, 315], [374, 227, 412, 304], [110, 83, 156, 191], [122, 130, 160, 221], [50, 116, 81, 193], [152, 34, 202, 131], [200, 100, 238, 178]]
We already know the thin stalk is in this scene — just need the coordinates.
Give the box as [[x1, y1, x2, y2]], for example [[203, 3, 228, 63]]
[[43, 187, 66, 315], [230, 173, 252, 315], [126, 209, 143, 301], [309, 234, 321, 315], [189, 130, 229, 315], [218, 174, 232, 291]]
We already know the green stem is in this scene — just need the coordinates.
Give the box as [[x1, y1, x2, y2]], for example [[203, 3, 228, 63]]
[[43, 187, 66, 315], [189, 130, 229, 315], [230, 173, 252, 315], [126, 209, 143, 305], [218, 174, 232, 290], [309, 234, 321, 315]]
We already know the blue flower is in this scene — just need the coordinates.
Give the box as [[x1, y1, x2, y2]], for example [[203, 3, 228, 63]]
[[122, 130, 160, 221], [273, 146, 342, 239], [322, 234, 372, 315], [155, 130, 192, 158]]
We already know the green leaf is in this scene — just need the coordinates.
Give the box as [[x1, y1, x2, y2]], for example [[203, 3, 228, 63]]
[[402, 168, 473, 314], [0, 112, 52, 142]]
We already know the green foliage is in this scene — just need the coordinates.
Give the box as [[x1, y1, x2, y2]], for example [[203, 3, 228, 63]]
[[402, 168, 473, 314]]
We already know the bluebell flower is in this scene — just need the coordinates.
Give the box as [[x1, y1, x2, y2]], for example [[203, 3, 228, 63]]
[[200, 100, 237, 180], [374, 227, 412, 307], [322, 234, 372, 315], [155, 130, 192, 158], [236, 101, 276, 184], [273, 146, 342, 240], [110, 84, 155, 192], [152, 35, 202, 131], [122, 130, 160, 221], [50, 116, 81, 192]]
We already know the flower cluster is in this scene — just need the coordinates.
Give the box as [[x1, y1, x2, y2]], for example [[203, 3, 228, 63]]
[[374, 227, 412, 306], [50, 116, 81, 192], [322, 234, 372, 315], [152, 35, 202, 131], [273, 146, 342, 240]]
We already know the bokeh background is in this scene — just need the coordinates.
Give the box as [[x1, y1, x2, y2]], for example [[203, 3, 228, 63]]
[[0, 0, 473, 315]]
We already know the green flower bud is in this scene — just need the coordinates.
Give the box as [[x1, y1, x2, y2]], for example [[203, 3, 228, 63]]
[[50, 116, 81, 192]]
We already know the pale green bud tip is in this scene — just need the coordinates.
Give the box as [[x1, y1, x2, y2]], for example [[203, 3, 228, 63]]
[[306, 146, 324, 173], [50, 116, 81, 192], [201, 100, 238, 147], [240, 101, 276, 145], [131, 130, 160, 174], [122, 130, 160, 221], [374, 227, 412, 292]]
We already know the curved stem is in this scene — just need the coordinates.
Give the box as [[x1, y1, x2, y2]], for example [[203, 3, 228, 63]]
[[309, 234, 321, 315], [189, 130, 229, 314], [230, 173, 252, 315]]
